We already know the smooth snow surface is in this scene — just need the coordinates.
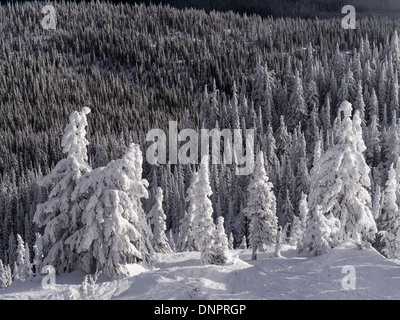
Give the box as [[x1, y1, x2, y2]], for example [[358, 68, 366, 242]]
[[1, 240, 399, 300]]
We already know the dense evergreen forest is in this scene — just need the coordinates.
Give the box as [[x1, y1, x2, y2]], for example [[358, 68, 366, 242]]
[[135, 0, 400, 18], [2, 0, 400, 274]]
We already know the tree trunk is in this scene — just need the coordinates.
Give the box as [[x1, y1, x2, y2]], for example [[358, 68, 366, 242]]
[[252, 241, 257, 260]]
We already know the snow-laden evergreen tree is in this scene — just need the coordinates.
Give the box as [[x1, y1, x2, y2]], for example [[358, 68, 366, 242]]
[[346, 69, 356, 101], [391, 30, 400, 70], [280, 188, 294, 235], [148, 187, 172, 253], [176, 211, 195, 252], [297, 192, 309, 253], [252, 60, 265, 111], [354, 80, 366, 127], [321, 95, 332, 133], [383, 115, 400, 177], [305, 76, 319, 112], [289, 216, 302, 247], [239, 236, 247, 249], [191, 156, 218, 264], [287, 70, 307, 131], [263, 123, 280, 187], [7, 232, 16, 272], [275, 116, 292, 159], [33, 237, 42, 277], [365, 114, 381, 170], [294, 131, 310, 213], [66, 143, 153, 278], [15, 234, 30, 282], [231, 81, 240, 129], [304, 205, 340, 256], [306, 104, 320, 154], [243, 152, 277, 260], [251, 61, 277, 127], [372, 184, 383, 221], [210, 216, 231, 265], [24, 240, 33, 280], [368, 88, 379, 124], [308, 101, 377, 245], [176, 173, 199, 252], [378, 164, 400, 259], [0, 260, 12, 289], [34, 107, 92, 274], [389, 71, 399, 119], [274, 226, 283, 257]]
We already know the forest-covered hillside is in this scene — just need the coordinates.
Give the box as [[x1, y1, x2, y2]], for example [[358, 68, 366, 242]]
[[1, 0, 400, 277], [134, 0, 400, 18]]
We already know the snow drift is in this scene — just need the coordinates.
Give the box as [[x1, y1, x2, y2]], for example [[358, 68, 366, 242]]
[[0, 240, 399, 300]]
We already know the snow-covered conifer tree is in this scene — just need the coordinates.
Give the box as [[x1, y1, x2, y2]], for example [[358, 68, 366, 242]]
[[33, 238, 42, 277], [289, 216, 302, 247], [176, 172, 199, 252], [372, 184, 383, 221], [15, 234, 28, 281], [297, 192, 309, 253], [191, 157, 218, 264], [275, 116, 292, 159], [365, 115, 381, 169], [0, 260, 12, 289], [383, 115, 400, 177], [148, 187, 171, 253], [7, 232, 16, 272], [287, 70, 307, 130], [368, 88, 379, 122], [321, 95, 332, 132], [308, 101, 377, 244], [390, 71, 399, 119], [243, 152, 277, 260], [176, 210, 194, 252], [34, 107, 92, 274], [378, 164, 400, 259], [304, 206, 340, 256], [239, 236, 247, 249], [264, 123, 280, 187], [24, 242, 33, 279], [354, 80, 366, 127], [280, 188, 294, 235], [66, 143, 153, 278], [210, 217, 231, 265]]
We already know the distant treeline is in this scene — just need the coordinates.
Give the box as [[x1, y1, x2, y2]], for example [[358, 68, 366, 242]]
[[3, 0, 400, 18], [85, 0, 400, 18]]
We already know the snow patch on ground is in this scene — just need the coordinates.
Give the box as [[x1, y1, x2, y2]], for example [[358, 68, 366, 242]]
[[1, 240, 399, 300]]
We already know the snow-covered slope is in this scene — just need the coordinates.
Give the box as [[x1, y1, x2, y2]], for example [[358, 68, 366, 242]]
[[1, 240, 399, 300]]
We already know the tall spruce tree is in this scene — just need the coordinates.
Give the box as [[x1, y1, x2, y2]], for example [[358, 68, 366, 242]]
[[66, 143, 153, 278], [308, 101, 377, 245], [243, 152, 277, 260], [148, 187, 172, 254], [33, 107, 92, 274]]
